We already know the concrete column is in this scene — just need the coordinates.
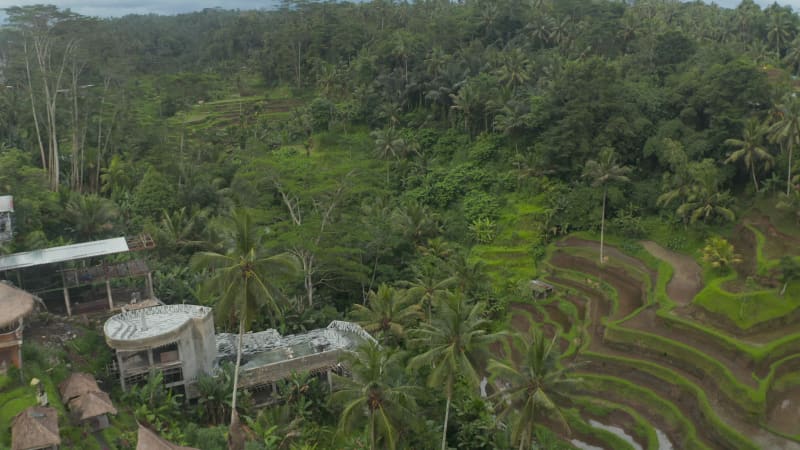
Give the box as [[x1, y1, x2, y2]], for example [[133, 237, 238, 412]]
[[327, 369, 333, 391], [117, 353, 127, 392], [63, 286, 72, 317], [106, 280, 114, 310]]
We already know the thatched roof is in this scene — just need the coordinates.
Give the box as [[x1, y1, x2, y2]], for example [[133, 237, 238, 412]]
[[0, 283, 35, 329], [59, 372, 101, 402], [136, 423, 198, 450], [11, 406, 60, 450], [68, 390, 117, 420]]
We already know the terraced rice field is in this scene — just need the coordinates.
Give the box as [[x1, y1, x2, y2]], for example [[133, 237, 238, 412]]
[[497, 229, 800, 450]]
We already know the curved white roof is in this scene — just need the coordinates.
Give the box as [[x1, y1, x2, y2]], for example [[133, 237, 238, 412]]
[[104, 304, 211, 344]]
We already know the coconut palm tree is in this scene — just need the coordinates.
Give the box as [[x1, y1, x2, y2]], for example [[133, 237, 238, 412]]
[[783, 36, 800, 76], [400, 264, 456, 323], [332, 343, 420, 450], [191, 208, 299, 426], [372, 127, 406, 185], [676, 177, 736, 224], [767, 10, 794, 56], [409, 294, 500, 450], [350, 284, 422, 344], [724, 119, 774, 193], [488, 328, 580, 450], [768, 95, 800, 195], [64, 193, 118, 240], [495, 48, 531, 91], [581, 148, 631, 264]]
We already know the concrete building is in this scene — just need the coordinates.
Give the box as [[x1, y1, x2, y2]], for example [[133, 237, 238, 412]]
[[103, 303, 375, 401], [217, 320, 376, 400], [0, 195, 14, 242], [104, 304, 216, 397], [0, 283, 36, 373]]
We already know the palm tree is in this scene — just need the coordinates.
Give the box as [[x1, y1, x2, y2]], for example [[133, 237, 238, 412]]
[[400, 264, 456, 323], [447, 251, 490, 297], [488, 329, 580, 450], [65, 193, 118, 240], [409, 294, 500, 450], [191, 208, 299, 426], [768, 95, 800, 195], [581, 148, 631, 264], [332, 343, 420, 450], [676, 177, 736, 224], [495, 48, 531, 91], [350, 284, 422, 344], [724, 119, 774, 193], [450, 83, 479, 135], [768, 10, 794, 56], [783, 36, 800, 76], [372, 127, 406, 185], [155, 207, 208, 255]]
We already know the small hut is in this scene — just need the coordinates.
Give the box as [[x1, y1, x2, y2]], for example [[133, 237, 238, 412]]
[[58, 373, 100, 402], [67, 391, 117, 430], [0, 283, 36, 373], [530, 279, 554, 300], [136, 422, 198, 450], [59, 372, 117, 430], [11, 406, 60, 450]]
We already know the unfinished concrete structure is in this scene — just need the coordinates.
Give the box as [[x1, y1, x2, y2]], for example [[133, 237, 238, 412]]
[[0, 195, 14, 242], [0, 283, 36, 373], [0, 235, 156, 316], [103, 303, 374, 401], [104, 304, 216, 397], [218, 320, 377, 398]]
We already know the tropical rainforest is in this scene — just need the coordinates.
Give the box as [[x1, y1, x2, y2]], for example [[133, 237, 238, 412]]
[[1, 0, 800, 449]]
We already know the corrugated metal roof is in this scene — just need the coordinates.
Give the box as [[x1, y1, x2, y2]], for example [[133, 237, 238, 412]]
[[0, 196, 13, 213], [0, 237, 129, 271]]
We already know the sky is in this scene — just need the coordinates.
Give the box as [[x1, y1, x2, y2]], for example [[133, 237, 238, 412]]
[[0, 0, 796, 18]]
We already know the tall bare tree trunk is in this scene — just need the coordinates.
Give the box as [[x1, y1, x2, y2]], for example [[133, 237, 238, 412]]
[[441, 394, 451, 450], [24, 43, 47, 172], [600, 188, 607, 264], [230, 317, 244, 424]]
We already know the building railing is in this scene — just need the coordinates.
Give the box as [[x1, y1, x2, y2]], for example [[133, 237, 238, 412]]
[[0, 325, 22, 344], [238, 349, 344, 388]]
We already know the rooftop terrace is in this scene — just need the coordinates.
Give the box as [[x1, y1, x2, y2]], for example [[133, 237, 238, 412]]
[[104, 304, 211, 343]]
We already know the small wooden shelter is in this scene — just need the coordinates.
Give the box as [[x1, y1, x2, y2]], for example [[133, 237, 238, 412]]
[[59, 372, 117, 430], [0, 283, 36, 372], [0, 235, 156, 316], [136, 422, 198, 450], [530, 279, 554, 299], [11, 406, 60, 450]]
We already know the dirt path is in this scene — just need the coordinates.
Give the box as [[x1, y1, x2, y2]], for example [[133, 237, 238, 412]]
[[640, 241, 702, 305]]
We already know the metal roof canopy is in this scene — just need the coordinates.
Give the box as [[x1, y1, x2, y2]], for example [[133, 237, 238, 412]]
[[0, 237, 129, 272], [0, 196, 13, 213]]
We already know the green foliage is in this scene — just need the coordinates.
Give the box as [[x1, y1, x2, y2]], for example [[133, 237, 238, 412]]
[[702, 236, 743, 271], [468, 217, 497, 244], [132, 167, 177, 222]]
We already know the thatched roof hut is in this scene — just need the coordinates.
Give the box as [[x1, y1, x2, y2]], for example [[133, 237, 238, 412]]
[[136, 422, 198, 450], [67, 390, 117, 421], [58, 372, 101, 403], [11, 406, 60, 450], [0, 283, 35, 329]]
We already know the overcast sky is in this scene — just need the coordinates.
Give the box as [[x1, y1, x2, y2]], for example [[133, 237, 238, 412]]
[[0, 0, 795, 18]]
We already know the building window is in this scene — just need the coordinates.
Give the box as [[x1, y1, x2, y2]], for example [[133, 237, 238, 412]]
[[153, 342, 179, 364]]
